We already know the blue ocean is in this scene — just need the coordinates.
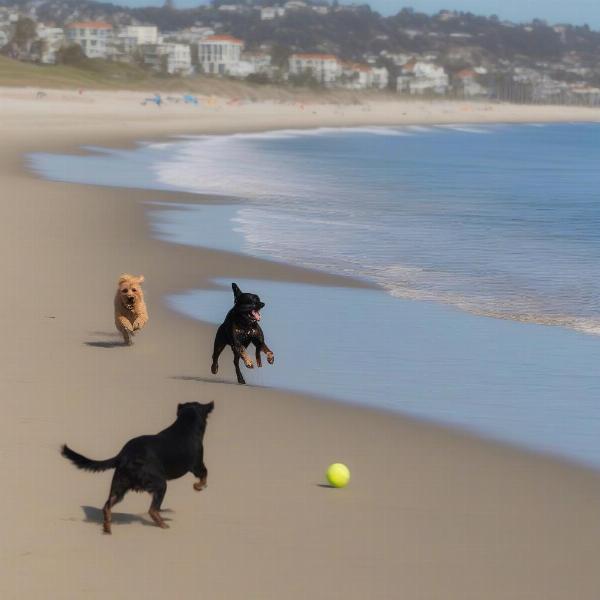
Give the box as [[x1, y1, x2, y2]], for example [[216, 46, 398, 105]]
[[31, 122, 600, 468]]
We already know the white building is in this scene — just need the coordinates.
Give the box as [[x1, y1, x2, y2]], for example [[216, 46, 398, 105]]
[[65, 21, 113, 59], [165, 43, 192, 74], [371, 67, 389, 89], [228, 52, 273, 78], [0, 29, 10, 49], [284, 0, 308, 9], [340, 63, 389, 90], [289, 53, 341, 86], [141, 42, 192, 74], [218, 4, 244, 12], [198, 34, 243, 75], [240, 51, 271, 73], [121, 25, 158, 45], [110, 33, 138, 62], [381, 52, 412, 67], [397, 60, 449, 95], [170, 26, 214, 44], [140, 43, 168, 71], [454, 69, 488, 97], [341, 62, 372, 89], [260, 6, 286, 20], [36, 24, 65, 64]]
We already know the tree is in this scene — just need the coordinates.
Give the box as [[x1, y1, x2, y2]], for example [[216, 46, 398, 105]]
[[246, 72, 270, 84], [56, 44, 88, 66], [10, 17, 37, 57], [288, 70, 321, 89], [270, 43, 291, 68]]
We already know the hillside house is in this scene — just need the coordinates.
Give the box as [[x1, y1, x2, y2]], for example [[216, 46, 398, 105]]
[[289, 53, 341, 86], [65, 21, 112, 59], [198, 34, 243, 75], [65, 21, 113, 58], [397, 59, 449, 95], [36, 24, 65, 64]]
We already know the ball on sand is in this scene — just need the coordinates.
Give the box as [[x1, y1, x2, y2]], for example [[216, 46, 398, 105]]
[[326, 463, 350, 488]]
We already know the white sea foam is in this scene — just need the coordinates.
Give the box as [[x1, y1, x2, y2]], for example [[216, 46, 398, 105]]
[[437, 124, 492, 134], [151, 123, 600, 337], [405, 125, 436, 133]]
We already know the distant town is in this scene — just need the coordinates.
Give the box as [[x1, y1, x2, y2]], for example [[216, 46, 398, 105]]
[[2, 0, 600, 104]]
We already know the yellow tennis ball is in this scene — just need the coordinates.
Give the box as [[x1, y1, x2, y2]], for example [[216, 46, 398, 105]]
[[326, 463, 350, 488]]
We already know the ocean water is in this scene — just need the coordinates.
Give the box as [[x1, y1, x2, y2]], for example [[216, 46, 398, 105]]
[[30, 122, 600, 468], [151, 123, 600, 335]]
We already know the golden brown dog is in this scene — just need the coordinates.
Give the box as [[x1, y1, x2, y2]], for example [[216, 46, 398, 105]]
[[114, 274, 148, 345]]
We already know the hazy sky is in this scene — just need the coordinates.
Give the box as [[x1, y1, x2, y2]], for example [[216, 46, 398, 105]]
[[120, 0, 600, 28]]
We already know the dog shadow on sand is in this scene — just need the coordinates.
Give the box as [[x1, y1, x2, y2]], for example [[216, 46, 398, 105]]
[[171, 375, 261, 387], [81, 505, 174, 529], [84, 331, 127, 349]]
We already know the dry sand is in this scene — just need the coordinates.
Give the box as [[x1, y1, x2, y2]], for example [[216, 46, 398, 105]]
[[2, 88, 600, 599]]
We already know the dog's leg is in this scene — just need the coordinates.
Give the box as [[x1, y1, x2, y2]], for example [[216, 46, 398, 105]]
[[121, 329, 132, 346], [255, 341, 274, 366], [193, 453, 208, 491], [102, 482, 127, 535], [148, 481, 169, 529], [235, 345, 254, 369], [255, 346, 262, 367], [132, 310, 148, 331], [252, 330, 274, 366], [211, 341, 226, 375], [233, 354, 246, 384], [263, 343, 275, 365], [116, 317, 134, 346], [193, 475, 207, 491]]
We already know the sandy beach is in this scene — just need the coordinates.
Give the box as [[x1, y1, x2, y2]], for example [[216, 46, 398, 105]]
[[2, 88, 600, 599]]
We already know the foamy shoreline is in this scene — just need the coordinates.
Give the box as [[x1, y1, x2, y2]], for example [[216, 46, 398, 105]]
[[3, 89, 600, 599]]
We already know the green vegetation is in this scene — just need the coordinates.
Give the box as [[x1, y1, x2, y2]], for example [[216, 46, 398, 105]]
[[0, 55, 157, 88], [0, 55, 392, 104]]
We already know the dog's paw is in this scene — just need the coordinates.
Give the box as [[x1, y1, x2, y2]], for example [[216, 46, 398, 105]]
[[193, 480, 207, 491], [211, 364, 218, 374], [244, 359, 254, 369], [267, 352, 275, 365]]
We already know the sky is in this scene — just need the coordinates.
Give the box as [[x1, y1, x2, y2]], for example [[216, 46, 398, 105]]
[[117, 0, 600, 29]]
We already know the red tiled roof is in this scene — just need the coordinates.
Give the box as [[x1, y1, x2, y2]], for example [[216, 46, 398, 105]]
[[401, 58, 417, 73], [204, 34, 243, 44], [456, 68, 476, 79], [343, 61, 372, 72], [66, 21, 112, 29], [291, 53, 339, 61]]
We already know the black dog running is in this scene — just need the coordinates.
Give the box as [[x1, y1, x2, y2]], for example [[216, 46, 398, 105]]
[[211, 282, 275, 384]]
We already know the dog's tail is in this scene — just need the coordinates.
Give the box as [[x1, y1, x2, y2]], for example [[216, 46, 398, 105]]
[[61, 444, 118, 472]]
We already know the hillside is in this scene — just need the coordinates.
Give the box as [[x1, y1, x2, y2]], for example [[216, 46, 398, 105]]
[[3, 0, 600, 69]]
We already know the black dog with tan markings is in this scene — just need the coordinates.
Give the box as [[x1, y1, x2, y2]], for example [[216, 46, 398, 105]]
[[61, 401, 213, 534], [211, 282, 275, 384]]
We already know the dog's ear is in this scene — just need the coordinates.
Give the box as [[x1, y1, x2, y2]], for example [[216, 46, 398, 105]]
[[204, 401, 215, 414], [118, 273, 133, 285], [135, 275, 145, 284], [232, 283, 242, 300]]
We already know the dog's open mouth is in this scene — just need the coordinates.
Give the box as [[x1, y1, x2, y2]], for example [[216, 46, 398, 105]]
[[250, 309, 261, 321], [124, 300, 136, 310]]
